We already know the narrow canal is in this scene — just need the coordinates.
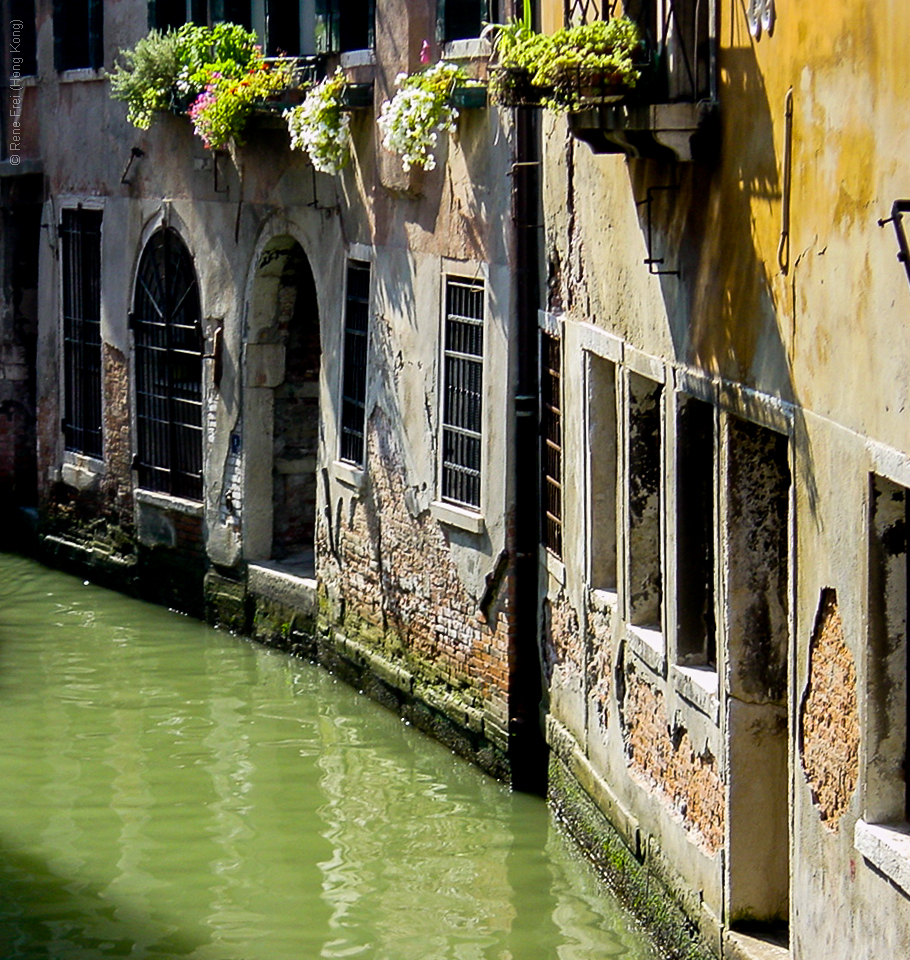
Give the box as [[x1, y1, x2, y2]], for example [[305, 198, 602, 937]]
[[0, 553, 657, 960]]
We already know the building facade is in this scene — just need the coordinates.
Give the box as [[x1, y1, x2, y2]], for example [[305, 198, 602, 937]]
[[0, 0, 908, 957]]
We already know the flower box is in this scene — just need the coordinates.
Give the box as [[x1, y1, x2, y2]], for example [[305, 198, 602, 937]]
[[489, 67, 549, 108], [341, 82, 374, 109], [451, 84, 487, 110]]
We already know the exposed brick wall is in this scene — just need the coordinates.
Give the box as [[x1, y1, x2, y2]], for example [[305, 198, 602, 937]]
[[799, 588, 859, 831], [100, 343, 133, 524], [318, 408, 512, 736], [622, 665, 724, 853], [542, 590, 582, 682]]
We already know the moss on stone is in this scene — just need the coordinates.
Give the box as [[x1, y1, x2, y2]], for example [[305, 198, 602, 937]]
[[548, 756, 716, 960]]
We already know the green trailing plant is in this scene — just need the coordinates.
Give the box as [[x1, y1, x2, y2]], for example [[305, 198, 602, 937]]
[[285, 69, 351, 175], [490, 16, 642, 111], [110, 22, 294, 144], [108, 27, 183, 128], [378, 60, 468, 172], [188, 58, 297, 149]]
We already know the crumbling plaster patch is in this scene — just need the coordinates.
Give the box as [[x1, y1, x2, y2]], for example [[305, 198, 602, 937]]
[[799, 588, 859, 831]]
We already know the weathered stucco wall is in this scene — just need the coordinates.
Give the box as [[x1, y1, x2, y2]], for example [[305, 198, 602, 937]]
[[539, 0, 910, 956]]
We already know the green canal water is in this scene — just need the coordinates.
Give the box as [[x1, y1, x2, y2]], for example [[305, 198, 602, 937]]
[[0, 553, 656, 960]]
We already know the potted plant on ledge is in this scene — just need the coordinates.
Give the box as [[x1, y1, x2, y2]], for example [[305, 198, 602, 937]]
[[109, 23, 302, 149], [489, 17, 642, 112]]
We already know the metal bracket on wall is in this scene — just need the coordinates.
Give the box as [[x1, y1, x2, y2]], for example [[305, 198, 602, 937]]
[[120, 147, 145, 185], [636, 183, 680, 276], [878, 200, 910, 289]]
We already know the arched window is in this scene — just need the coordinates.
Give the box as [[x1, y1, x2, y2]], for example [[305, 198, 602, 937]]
[[132, 228, 203, 501]]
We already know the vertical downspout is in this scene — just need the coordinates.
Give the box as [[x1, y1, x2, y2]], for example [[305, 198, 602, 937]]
[[508, 101, 548, 795]]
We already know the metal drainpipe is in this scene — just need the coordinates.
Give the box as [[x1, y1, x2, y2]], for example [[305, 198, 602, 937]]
[[508, 102, 548, 795]]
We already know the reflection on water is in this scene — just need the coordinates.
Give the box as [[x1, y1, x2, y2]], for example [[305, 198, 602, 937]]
[[0, 554, 656, 960]]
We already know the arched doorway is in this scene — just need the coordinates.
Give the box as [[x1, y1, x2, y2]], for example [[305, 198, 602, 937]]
[[245, 237, 320, 575], [133, 228, 203, 501]]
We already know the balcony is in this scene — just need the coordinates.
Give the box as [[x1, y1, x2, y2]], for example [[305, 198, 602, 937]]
[[563, 0, 718, 161]]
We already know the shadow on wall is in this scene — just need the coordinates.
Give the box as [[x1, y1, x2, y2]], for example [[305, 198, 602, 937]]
[[626, 38, 819, 519]]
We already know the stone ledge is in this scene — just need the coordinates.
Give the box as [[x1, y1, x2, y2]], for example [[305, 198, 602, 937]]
[[546, 745, 717, 960], [723, 930, 789, 960], [247, 561, 317, 612], [855, 819, 910, 895]]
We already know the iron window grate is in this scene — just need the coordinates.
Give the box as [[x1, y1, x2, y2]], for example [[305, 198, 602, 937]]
[[340, 259, 370, 467], [133, 229, 203, 502], [441, 277, 484, 510], [541, 332, 562, 557], [61, 208, 103, 459]]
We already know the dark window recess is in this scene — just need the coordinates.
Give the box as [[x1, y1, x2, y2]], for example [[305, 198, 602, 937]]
[[149, 0, 189, 31], [133, 229, 203, 502], [591, 0, 710, 103], [541, 332, 562, 557], [339, 260, 370, 467], [61, 209, 103, 459], [441, 277, 484, 510], [7, 0, 36, 75], [53, 0, 103, 71], [315, 0, 374, 53], [628, 372, 662, 630], [870, 475, 910, 822], [437, 0, 492, 43], [676, 395, 715, 667], [266, 0, 300, 56], [208, 0, 251, 29]]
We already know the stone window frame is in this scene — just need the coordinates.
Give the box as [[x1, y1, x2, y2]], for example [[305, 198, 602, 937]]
[[671, 370, 719, 675], [575, 321, 622, 609], [57, 196, 106, 489], [623, 348, 667, 670], [857, 446, 910, 895], [333, 245, 373, 488], [129, 221, 205, 504], [430, 261, 489, 536], [58, 200, 105, 461], [680, 382, 793, 721], [539, 319, 563, 560]]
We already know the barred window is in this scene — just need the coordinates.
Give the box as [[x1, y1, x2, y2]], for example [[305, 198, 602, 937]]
[[132, 229, 203, 501], [61, 209, 103, 459], [441, 277, 484, 510], [340, 260, 370, 467], [541, 332, 562, 557]]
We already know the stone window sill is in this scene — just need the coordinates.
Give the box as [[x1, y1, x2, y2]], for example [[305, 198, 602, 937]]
[[340, 49, 375, 68], [135, 488, 204, 517], [541, 544, 566, 587], [589, 587, 618, 613], [332, 459, 364, 491], [855, 820, 910, 894], [442, 38, 491, 61], [672, 664, 719, 724], [58, 68, 105, 83], [62, 454, 104, 492], [430, 499, 485, 535], [627, 624, 665, 674]]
